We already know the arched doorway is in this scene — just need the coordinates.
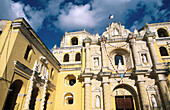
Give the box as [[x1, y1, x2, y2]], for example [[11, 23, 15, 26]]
[[3, 80, 23, 110], [112, 84, 139, 110]]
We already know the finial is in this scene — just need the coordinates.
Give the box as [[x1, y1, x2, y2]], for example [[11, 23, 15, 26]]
[[53, 45, 57, 49]]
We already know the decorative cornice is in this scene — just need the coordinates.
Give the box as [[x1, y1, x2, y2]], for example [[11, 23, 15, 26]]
[[12, 18, 60, 69]]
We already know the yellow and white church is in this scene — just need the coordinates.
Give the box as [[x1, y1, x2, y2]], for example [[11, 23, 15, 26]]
[[0, 18, 170, 110]]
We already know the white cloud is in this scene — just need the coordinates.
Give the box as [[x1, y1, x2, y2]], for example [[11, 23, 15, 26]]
[[0, 0, 168, 34], [54, 4, 97, 31], [24, 5, 46, 31], [0, 0, 46, 31]]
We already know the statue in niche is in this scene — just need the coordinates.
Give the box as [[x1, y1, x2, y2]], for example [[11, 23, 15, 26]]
[[142, 54, 147, 64], [151, 94, 158, 108], [95, 95, 100, 108], [94, 58, 99, 67], [114, 28, 119, 35], [118, 59, 123, 69]]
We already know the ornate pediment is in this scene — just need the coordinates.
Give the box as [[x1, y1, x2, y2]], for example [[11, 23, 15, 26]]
[[102, 22, 131, 38]]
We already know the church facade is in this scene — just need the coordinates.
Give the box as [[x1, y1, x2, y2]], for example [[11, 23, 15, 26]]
[[0, 17, 170, 110], [52, 22, 170, 110]]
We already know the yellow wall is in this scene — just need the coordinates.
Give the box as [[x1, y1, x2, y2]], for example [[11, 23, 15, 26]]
[[0, 19, 59, 110]]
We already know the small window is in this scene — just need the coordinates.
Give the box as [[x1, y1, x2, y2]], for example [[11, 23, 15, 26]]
[[75, 53, 81, 61], [69, 79, 76, 86], [65, 75, 76, 86], [157, 28, 169, 37], [71, 37, 78, 45], [24, 45, 32, 60], [159, 47, 168, 56], [63, 54, 69, 62], [115, 55, 124, 65], [50, 68, 54, 78], [64, 93, 74, 105]]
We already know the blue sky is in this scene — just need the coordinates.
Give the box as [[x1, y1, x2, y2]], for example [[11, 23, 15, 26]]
[[1, 0, 170, 49]]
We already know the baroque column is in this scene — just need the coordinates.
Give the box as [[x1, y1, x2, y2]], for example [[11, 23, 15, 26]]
[[146, 33, 160, 68], [157, 74, 170, 109], [100, 72, 111, 110], [137, 75, 150, 110], [101, 37, 108, 72], [103, 82, 111, 110], [24, 60, 38, 110], [80, 73, 93, 110], [84, 38, 91, 73], [129, 35, 141, 69], [84, 82, 91, 110]]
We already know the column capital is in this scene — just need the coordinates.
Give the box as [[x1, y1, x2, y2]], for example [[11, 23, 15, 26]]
[[99, 72, 111, 77], [80, 73, 94, 78], [136, 74, 146, 82], [157, 74, 167, 81]]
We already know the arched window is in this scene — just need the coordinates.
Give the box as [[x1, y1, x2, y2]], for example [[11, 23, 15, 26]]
[[44, 93, 50, 110], [157, 28, 169, 37], [64, 93, 74, 105], [29, 87, 39, 110], [3, 80, 23, 110], [159, 47, 168, 56], [75, 53, 81, 61], [63, 54, 69, 62], [71, 37, 78, 45], [115, 55, 124, 65], [24, 45, 32, 60]]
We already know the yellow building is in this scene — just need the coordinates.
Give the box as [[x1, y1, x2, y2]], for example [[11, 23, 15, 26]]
[[0, 18, 60, 110], [0, 17, 170, 110], [52, 22, 170, 110]]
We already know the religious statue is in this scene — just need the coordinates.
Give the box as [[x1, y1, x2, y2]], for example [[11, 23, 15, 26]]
[[94, 58, 99, 67], [142, 54, 147, 64], [114, 28, 119, 35], [118, 59, 123, 69], [151, 94, 158, 108], [95, 95, 100, 108]]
